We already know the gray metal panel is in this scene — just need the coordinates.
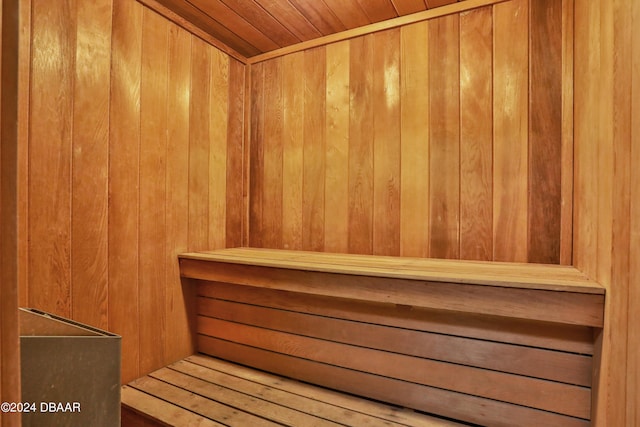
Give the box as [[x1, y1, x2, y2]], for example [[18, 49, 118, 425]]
[[20, 309, 121, 427]]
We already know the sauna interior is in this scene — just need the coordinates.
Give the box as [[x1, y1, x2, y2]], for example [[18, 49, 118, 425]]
[[1, 0, 638, 425]]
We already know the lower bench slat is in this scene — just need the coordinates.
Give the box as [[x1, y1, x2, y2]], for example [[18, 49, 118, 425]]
[[122, 355, 461, 427]]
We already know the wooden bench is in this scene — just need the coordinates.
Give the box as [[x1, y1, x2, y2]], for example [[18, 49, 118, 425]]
[[124, 248, 605, 426]]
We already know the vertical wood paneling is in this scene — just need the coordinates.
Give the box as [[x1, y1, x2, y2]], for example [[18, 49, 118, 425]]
[[189, 37, 211, 251], [324, 41, 350, 253], [459, 7, 492, 261], [29, 0, 75, 316], [262, 57, 284, 248], [372, 29, 401, 256], [140, 8, 169, 374], [282, 52, 304, 250], [109, 0, 142, 382], [1, 0, 22, 422], [25, 0, 245, 385], [428, 14, 459, 260], [249, 63, 264, 247], [560, 0, 574, 266], [209, 48, 230, 249], [573, 0, 639, 424], [250, 0, 569, 264], [302, 47, 326, 251], [492, 0, 529, 262], [71, 0, 112, 329], [226, 59, 245, 248], [528, 0, 562, 264], [348, 35, 374, 254], [400, 22, 429, 258], [165, 22, 192, 363]]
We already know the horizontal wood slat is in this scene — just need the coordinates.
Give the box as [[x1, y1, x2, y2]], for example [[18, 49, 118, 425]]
[[198, 298, 593, 386], [180, 249, 604, 327], [198, 318, 590, 418], [180, 248, 601, 425], [198, 281, 596, 355], [199, 340, 590, 427], [123, 355, 462, 427]]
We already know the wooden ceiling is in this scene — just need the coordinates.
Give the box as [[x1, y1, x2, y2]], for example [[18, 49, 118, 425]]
[[142, 0, 461, 58]]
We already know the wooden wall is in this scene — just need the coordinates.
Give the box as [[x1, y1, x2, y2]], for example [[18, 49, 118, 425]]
[[1, 0, 21, 425], [19, 0, 244, 385], [248, 0, 574, 264], [574, 0, 639, 424]]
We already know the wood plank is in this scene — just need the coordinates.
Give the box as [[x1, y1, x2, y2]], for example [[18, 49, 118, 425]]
[[459, 6, 493, 261], [324, 41, 350, 253], [492, 0, 529, 262], [200, 339, 590, 427], [248, 0, 511, 63], [140, 7, 169, 374], [186, 355, 462, 427], [208, 48, 230, 249], [262, 57, 284, 248], [356, 0, 398, 22], [182, 260, 604, 326], [71, 0, 112, 330], [348, 35, 374, 254], [287, 0, 347, 34], [218, 0, 300, 47], [109, 0, 142, 383], [130, 376, 280, 426], [281, 52, 304, 250], [560, 0, 574, 266], [1, 0, 22, 421], [152, 365, 344, 426], [180, 248, 602, 292], [528, 0, 563, 264], [187, 0, 280, 53], [198, 281, 596, 354], [121, 386, 223, 426], [189, 37, 211, 250], [29, 0, 75, 317], [249, 62, 265, 247], [225, 59, 245, 248], [428, 14, 460, 259], [253, 0, 323, 41], [302, 47, 326, 251], [165, 22, 193, 363], [321, 0, 370, 29], [199, 298, 593, 386], [372, 29, 401, 256], [391, 0, 428, 15], [200, 320, 591, 418], [400, 22, 430, 257]]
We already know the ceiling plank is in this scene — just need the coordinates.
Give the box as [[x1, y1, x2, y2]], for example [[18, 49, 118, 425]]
[[391, 0, 428, 15], [253, 0, 323, 40], [321, 0, 371, 29], [187, 0, 280, 52], [139, 0, 254, 59], [426, 0, 459, 8], [219, 0, 301, 46], [287, 0, 347, 35], [356, 0, 399, 22]]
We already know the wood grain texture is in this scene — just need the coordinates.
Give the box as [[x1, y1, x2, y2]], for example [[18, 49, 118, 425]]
[[492, 0, 529, 262], [528, 0, 562, 264], [372, 29, 401, 256], [71, 0, 112, 330], [24, 0, 245, 384], [400, 22, 429, 258], [1, 0, 22, 423], [190, 276, 598, 425], [459, 6, 492, 261], [109, 0, 143, 383], [29, 0, 75, 316], [573, 0, 639, 424], [249, 2, 569, 264], [324, 41, 350, 253], [428, 14, 460, 259]]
